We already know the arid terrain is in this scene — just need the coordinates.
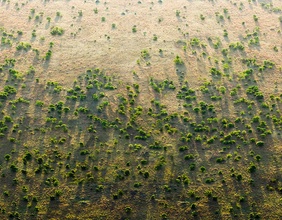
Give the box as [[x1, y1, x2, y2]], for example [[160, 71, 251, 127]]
[[0, 0, 282, 219]]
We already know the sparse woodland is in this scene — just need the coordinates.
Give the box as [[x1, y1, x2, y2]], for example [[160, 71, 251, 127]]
[[0, 0, 282, 219]]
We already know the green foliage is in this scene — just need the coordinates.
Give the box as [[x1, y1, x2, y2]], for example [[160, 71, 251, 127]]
[[149, 78, 175, 92], [35, 100, 44, 107], [45, 50, 52, 60], [125, 206, 132, 213], [229, 42, 244, 50], [190, 37, 201, 47], [132, 25, 137, 33], [256, 141, 264, 147], [184, 154, 194, 160], [176, 10, 180, 16], [248, 163, 256, 173], [0, 85, 17, 99], [16, 42, 31, 51], [50, 26, 64, 35], [253, 15, 258, 21], [174, 55, 184, 65], [210, 67, 222, 76], [141, 49, 150, 59], [246, 86, 264, 99]]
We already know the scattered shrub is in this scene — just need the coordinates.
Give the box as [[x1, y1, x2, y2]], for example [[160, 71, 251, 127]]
[[174, 55, 184, 65], [50, 26, 64, 35]]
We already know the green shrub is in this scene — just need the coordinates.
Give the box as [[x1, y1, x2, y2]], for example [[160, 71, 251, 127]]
[[3, 191, 9, 197], [141, 49, 150, 59], [248, 163, 256, 173], [4, 85, 17, 94], [210, 67, 222, 76], [205, 178, 215, 184], [16, 42, 31, 51], [176, 10, 180, 16], [50, 26, 64, 35], [132, 25, 137, 33], [4, 154, 11, 161], [200, 166, 206, 172], [189, 163, 196, 170], [184, 154, 194, 160], [174, 55, 184, 65], [190, 37, 201, 47], [45, 50, 52, 60], [143, 171, 149, 178], [256, 141, 264, 146], [229, 42, 244, 50], [253, 15, 258, 21], [125, 206, 132, 213], [216, 157, 225, 163], [35, 100, 44, 107], [10, 164, 18, 172]]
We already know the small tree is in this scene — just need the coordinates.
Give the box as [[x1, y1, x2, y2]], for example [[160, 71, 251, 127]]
[[174, 55, 184, 65]]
